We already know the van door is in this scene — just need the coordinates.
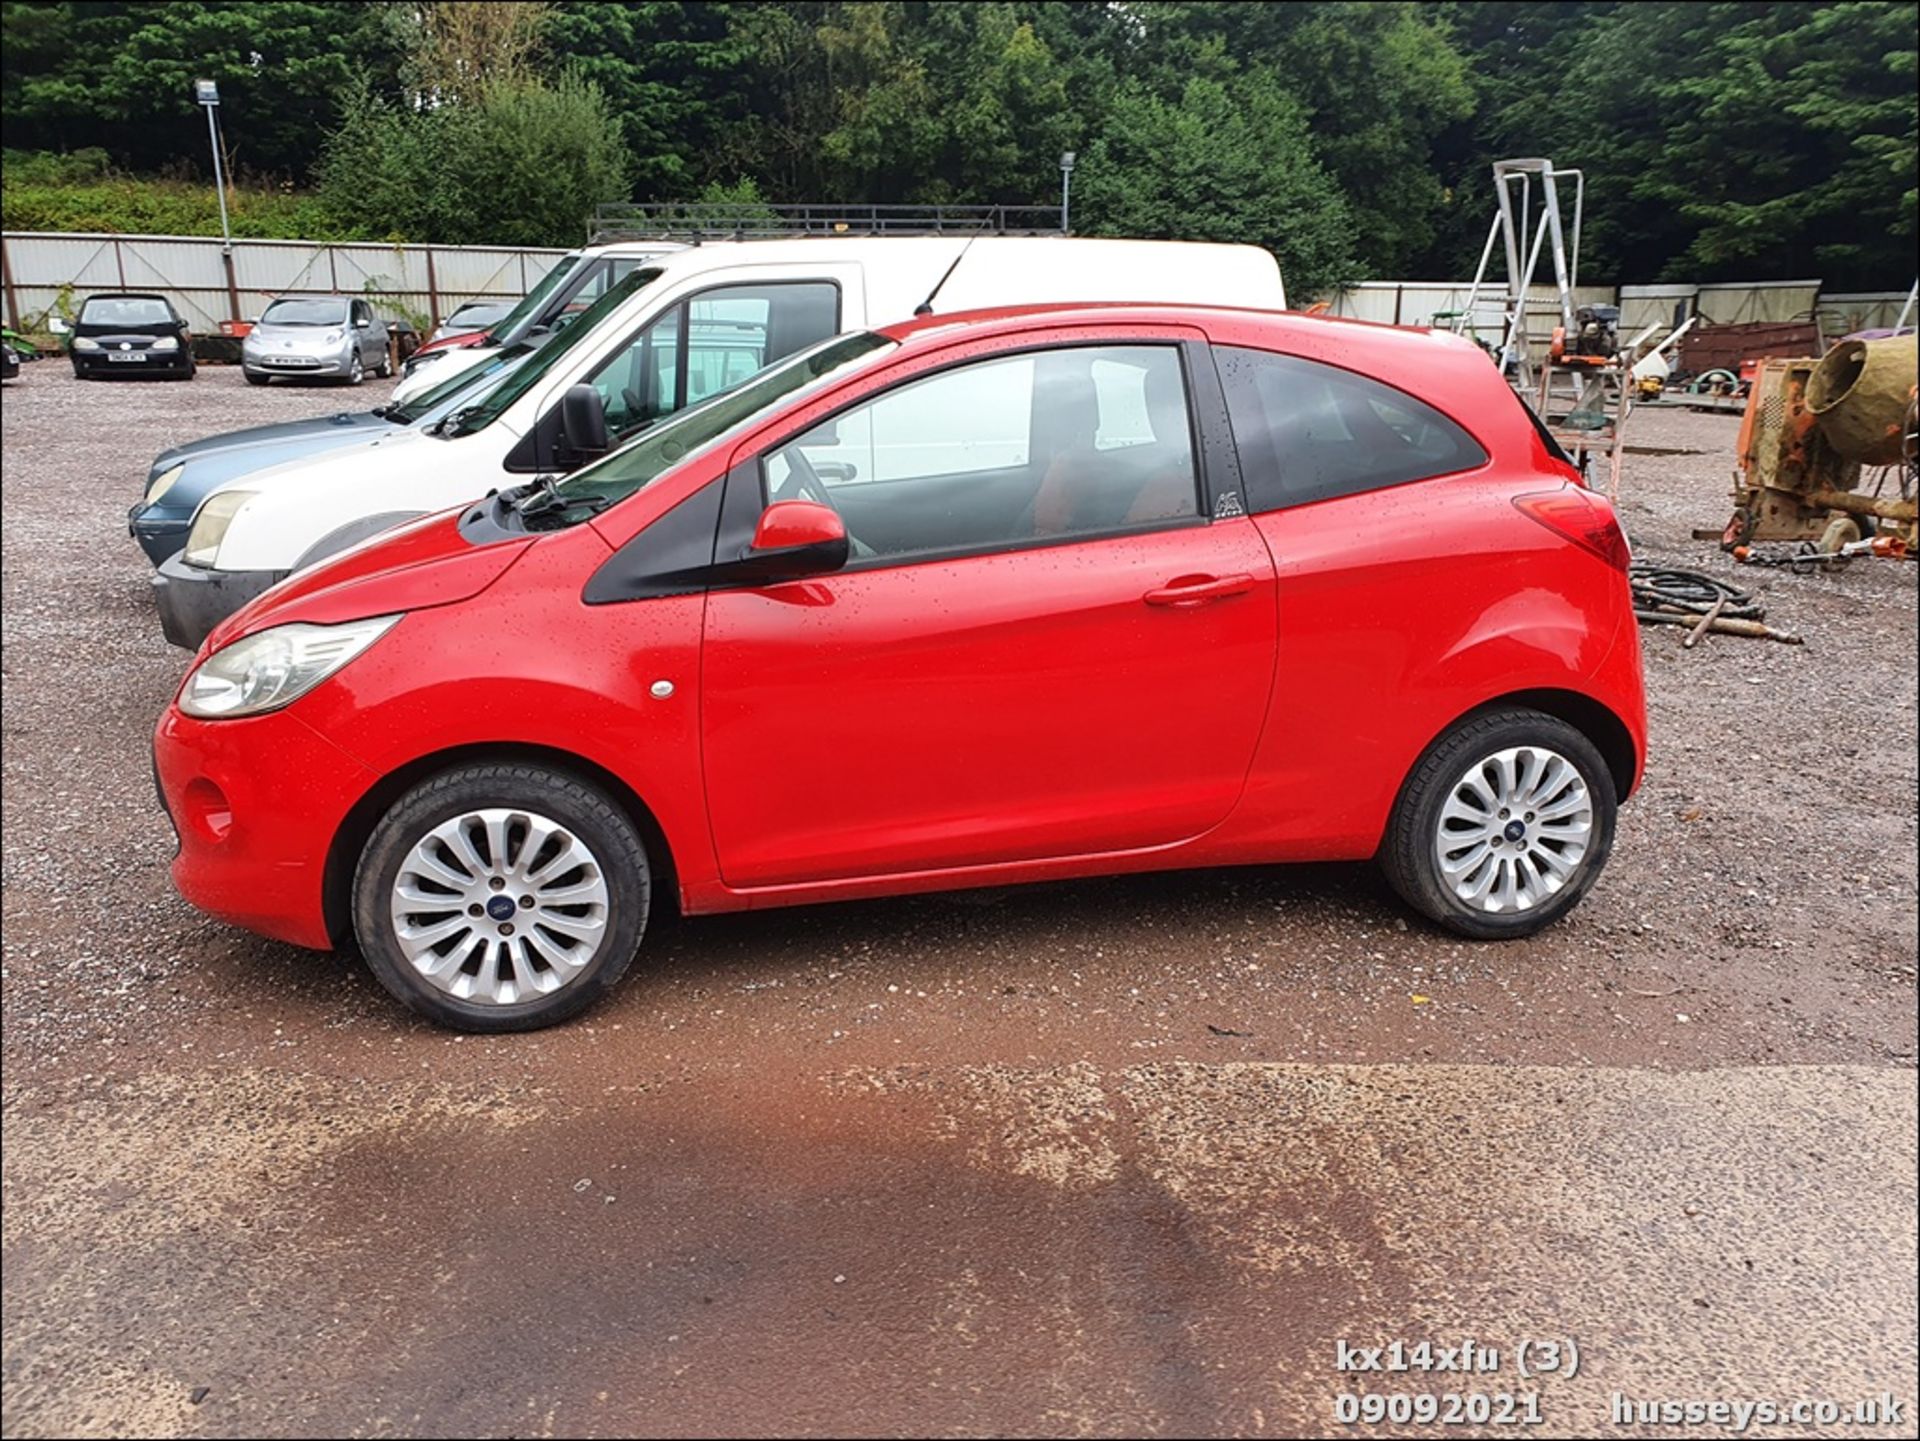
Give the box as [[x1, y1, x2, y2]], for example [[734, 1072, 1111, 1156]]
[[510, 264, 864, 474]]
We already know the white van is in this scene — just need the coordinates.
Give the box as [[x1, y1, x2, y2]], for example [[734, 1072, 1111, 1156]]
[[388, 239, 683, 404], [154, 236, 1287, 649]]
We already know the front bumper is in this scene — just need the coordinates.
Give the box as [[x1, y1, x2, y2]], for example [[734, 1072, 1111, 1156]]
[[243, 348, 356, 378], [154, 703, 377, 950], [129, 501, 191, 566], [153, 551, 285, 651], [72, 350, 192, 377]]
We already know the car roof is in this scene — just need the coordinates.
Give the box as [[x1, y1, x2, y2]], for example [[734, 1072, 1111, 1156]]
[[84, 292, 170, 301], [877, 300, 1480, 359]]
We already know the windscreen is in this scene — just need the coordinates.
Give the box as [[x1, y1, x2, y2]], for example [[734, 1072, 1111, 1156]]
[[441, 270, 660, 438], [262, 298, 349, 326], [386, 345, 532, 425], [483, 253, 582, 341], [541, 331, 895, 517], [80, 297, 173, 327]]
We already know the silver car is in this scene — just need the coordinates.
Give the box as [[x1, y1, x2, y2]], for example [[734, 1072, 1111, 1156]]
[[242, 296, 391, 386]]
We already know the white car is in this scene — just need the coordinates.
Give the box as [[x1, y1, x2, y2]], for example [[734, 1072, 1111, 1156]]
[[388, 241, 682, 405], [154, 236, 1287, 650]]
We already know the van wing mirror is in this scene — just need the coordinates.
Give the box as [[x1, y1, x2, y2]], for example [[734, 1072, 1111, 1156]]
[[560, 384, 610, 465]]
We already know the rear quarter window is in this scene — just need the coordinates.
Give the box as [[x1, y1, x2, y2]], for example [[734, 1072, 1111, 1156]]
[[1215, 345, 1487, 512]]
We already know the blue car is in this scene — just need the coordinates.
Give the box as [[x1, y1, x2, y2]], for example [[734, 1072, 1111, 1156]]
[[128, 346, 529, 565]]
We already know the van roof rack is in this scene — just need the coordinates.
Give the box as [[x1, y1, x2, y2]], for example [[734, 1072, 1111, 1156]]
[[588, 203, 1064, 245]]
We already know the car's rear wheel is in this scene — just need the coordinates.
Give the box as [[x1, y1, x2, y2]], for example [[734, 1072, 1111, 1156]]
[[376, 349, 393, 379], [352, 764, 650, 1031], [1380, 708, 1616, 938]]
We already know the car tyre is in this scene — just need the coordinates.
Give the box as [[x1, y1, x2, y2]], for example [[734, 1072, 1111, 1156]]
[[346, 351, 365, 386], [1380, 707, 1616, 939], [244, 369, 269, 387], [376, 349, 393, 379], [353, 763, 651, 1032]]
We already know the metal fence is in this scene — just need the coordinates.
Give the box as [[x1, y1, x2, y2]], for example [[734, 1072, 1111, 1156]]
[[0, 231, 570, 334], [1319, 277, 1910, 348]]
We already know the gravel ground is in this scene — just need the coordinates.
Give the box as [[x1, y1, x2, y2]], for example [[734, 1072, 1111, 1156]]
[[2, 358, 1915, 1438]]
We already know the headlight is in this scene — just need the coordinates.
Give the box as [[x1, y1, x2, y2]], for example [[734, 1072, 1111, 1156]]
[[180, 615, 401, 719], [72, 336, 101, 352], [146, 462, 186, 504], [150, 335, 179, 352], [183, 490, 256, 568], [325, 328, 344, 343]]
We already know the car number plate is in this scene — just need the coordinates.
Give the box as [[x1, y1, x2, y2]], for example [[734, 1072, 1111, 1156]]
[[107, 352, 148, 362]]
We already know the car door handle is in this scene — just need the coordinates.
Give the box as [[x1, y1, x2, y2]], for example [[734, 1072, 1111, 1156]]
[[1142, 573, 1256, 607]]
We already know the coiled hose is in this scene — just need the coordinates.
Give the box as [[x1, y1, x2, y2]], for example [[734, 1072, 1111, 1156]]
[[1628, 565, 1764, 620]]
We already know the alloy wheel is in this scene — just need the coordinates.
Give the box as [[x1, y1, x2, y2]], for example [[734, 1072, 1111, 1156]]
[[388, 807, 611, 1006], [1432, 745, 1593, 914]]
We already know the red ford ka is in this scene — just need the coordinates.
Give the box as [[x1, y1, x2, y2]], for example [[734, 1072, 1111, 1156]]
[[155, 304, 1645, 1031]]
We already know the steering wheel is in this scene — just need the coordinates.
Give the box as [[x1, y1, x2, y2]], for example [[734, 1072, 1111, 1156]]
[[771, 445, 835, 509]]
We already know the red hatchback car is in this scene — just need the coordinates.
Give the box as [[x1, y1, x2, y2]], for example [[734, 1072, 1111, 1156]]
[[155, 304, 1645, 1031]]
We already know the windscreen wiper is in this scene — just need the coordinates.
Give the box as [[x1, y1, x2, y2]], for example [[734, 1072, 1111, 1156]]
[[432, 405, 478, 437], [515, 475, 611, 526]]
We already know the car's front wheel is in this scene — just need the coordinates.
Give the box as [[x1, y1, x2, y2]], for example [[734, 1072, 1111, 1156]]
[[345, 351, 365, 386], [244, 369, 269, 387], [1380, 708, 1617, 938], [353, 764, 651, 1031]]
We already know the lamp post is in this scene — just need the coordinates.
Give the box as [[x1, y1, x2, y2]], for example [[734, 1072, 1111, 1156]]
[[1060, 150, 1076, 234], [195, 78, 241, 324]]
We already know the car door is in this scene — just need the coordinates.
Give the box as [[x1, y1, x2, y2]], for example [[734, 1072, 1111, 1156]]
[[699, 332, 1279, 889]]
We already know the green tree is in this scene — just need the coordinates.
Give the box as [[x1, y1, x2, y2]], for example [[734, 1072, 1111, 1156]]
[[318, 73, 630, 246], [0, 1, 409, 180], [542, 1, 753, 197], [1073, 74, 1358, 293], [1118, 1, 1477, 274], [1434, 1, 1917, 286]]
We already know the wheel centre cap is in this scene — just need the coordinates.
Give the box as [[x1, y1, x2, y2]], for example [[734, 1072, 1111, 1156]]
[[485, 895, 517, 921], [1504, 820, 1527, 842]]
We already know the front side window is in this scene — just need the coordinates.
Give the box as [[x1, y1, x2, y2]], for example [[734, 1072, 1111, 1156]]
[[351, 300, 373, 327], [1216, 346, 1486, 511], [585, 281, 840, 442], [763, 344, 1198, 562]]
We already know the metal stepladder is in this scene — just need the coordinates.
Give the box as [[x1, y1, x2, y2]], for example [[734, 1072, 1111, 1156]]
[[1453, 157, 1630, 497], [1535, 349, 1629, 499]]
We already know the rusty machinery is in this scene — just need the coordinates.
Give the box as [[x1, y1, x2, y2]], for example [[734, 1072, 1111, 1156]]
[[1718, 333, 1918, 558]]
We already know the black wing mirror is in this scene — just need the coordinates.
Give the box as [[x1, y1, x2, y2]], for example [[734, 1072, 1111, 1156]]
[[560, 384, 610, 464]]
